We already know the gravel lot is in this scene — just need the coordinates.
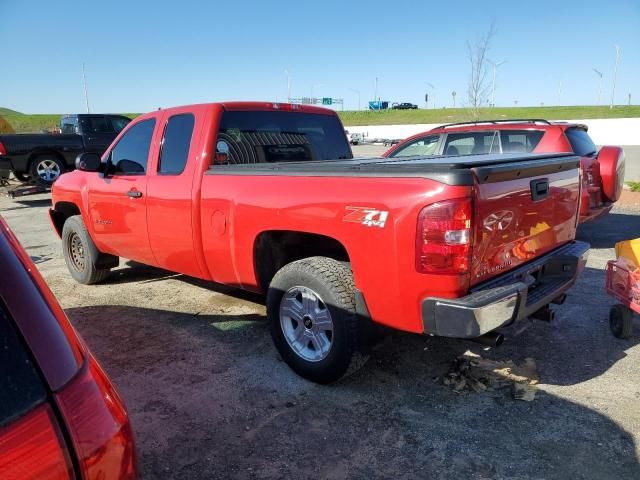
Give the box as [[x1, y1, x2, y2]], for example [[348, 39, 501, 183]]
[[1, 188, 640, 479]]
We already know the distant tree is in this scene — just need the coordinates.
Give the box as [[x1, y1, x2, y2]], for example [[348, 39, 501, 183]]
[[467, 22, 496, 120]]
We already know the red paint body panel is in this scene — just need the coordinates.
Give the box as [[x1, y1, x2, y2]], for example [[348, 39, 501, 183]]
[[382, 122, 618, 224], [51, 103, 582, 335], [471, 170, 579, 285]]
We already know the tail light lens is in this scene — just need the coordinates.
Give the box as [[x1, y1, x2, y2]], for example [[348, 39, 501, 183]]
[[0, 404, 74, 479], [56, 358, 137, 480], [0, 142, 6, 156], [416, 198, 473, 274]]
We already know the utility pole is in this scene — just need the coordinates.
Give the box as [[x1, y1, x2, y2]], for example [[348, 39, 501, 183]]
[[487, 59, 506, 107], [610, 45, 621, 109], [348, 88, 361, 111], [284, 69, 291, 102], [592, 68, 603, 105], [629, 93, 632, 106], [82, 63, 90, 113]]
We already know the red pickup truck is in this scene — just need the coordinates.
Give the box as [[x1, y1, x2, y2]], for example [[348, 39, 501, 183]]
[[50, 102, 589, 383]]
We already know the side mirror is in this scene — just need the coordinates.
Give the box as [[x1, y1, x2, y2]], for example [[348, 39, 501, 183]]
[[75, 152, 102, 172]]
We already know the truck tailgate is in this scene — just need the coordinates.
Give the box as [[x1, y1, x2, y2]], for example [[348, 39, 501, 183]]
[[471, 156, 581, 286]]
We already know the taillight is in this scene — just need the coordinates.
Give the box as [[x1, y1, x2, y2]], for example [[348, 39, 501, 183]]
[[416, 198, 473, 274], [0, 142, 6, 156], [56, 358, 136, 480], [0, 404, 74, 479]]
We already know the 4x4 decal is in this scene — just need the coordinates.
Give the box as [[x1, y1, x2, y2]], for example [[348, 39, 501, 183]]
[[343, 207, 389, 228]]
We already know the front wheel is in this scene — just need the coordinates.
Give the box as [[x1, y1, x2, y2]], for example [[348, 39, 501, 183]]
[[267, 257, 368, 383], [62, 215, 115, 284]]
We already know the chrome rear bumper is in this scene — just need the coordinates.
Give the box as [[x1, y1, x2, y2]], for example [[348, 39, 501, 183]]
[[421, 241, 590, 338]]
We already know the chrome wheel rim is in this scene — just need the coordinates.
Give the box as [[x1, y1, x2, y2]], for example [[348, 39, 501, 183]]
[[279, 286, 334, 362], [36, 159, 61, 182], [67, 232, 85, 272]]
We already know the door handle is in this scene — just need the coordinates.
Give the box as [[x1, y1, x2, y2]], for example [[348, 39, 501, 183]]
[[530, 178, 549, 201], [126, 189, 142, 199]]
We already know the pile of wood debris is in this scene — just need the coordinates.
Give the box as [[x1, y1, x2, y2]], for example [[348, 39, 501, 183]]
[[439, 351, 540, 401]]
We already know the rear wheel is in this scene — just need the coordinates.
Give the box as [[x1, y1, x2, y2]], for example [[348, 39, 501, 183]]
[[62, 215, 115, 284], [267, 257, 368, 383], [29, 155, 65, 186], [609, 304, 633, 339]]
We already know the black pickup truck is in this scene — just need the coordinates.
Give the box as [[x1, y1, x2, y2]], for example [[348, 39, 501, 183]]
[[0, 114, 130, 185]]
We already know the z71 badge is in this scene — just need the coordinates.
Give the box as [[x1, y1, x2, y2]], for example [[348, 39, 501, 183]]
[[343, 207, 389, 228]]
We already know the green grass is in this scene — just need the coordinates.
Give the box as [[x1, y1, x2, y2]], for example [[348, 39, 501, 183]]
[[1, 105, 639, 133], [627, 181, 640, 193], [338, 105, 640, 126]]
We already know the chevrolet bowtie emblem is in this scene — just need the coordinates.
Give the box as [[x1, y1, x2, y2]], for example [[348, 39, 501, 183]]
[[483, 210, 514, 231]]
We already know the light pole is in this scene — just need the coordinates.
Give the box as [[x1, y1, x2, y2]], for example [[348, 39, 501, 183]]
[[284, 69, 291, 102], [487, 59, 506, 107], [426, 83, 434, 109], [348, 88, 361, 111], [610, 45, 621, 109], [82, 63, 90, 113], [557, 80, 562, 106], [374, 77, 379, 109], [592, 68, 603, 105]]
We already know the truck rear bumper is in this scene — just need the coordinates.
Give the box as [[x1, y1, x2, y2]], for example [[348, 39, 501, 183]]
[[0, 156, 12, 171], [421, 241, 590, 338]]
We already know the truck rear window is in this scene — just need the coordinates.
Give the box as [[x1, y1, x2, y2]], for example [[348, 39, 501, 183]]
[[217, 111, 352, 164], [0, 303, 46, 427], [499, 130, 544, 153], [565, 128, 597, 156]]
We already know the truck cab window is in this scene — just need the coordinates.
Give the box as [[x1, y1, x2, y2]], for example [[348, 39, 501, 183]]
[[217, 111, 352, 164], [109, 119, 156, 174], [87, 116, 113, 134], [109, 116, 131, 134], [158, 114, 195, 175]]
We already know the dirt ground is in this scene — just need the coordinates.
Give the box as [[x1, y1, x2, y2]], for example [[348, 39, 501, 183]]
[[1, 189, 640, 479]]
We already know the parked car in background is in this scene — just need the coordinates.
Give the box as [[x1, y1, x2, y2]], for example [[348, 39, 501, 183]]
[[50, 102, 588, 384], [383, 119, 625, 223], [392, 102, 418, 110], [0, 114, 131, 186], [0, 215, 137, 479], [349, 132, 364, 145]]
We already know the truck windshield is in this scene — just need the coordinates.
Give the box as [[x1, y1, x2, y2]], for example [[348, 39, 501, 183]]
[[217, 110, 352, 164]]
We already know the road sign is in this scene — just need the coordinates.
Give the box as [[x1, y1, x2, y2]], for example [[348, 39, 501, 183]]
[[322, 97, 333, 105]]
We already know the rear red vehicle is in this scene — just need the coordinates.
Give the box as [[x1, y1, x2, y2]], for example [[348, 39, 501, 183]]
[[383, 119, 625, 223], [0, 216, 136, 479]]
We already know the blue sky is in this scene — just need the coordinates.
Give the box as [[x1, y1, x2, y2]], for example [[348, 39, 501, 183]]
[[1, 0, 638, 113]]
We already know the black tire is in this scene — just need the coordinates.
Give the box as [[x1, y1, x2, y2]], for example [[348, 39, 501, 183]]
[[609, 304, 634, 339], [267, 257, 368, 384], [62, 215, 114, 284], [29, 154, 65, 186], [13, 172, 31, 183]]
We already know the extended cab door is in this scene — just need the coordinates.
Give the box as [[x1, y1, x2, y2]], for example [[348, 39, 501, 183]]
[[86, 118, 158, 265], [145, 109, 205, 278]]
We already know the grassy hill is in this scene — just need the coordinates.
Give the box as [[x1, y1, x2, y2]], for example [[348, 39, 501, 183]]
[[338, 105, 640, 126], [1, 105, 639, 133]]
